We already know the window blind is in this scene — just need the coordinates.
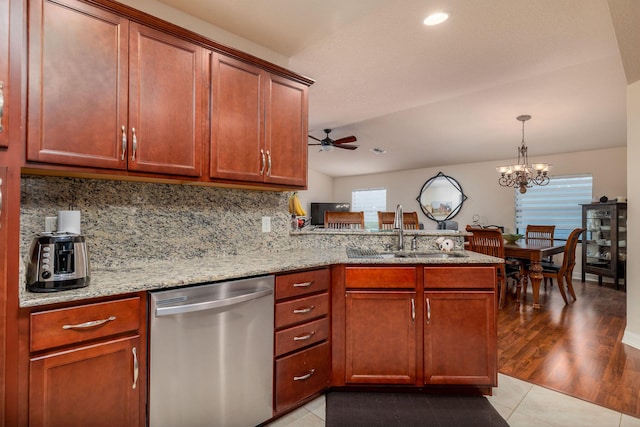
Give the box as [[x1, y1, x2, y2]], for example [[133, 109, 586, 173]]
[[352, 188, 387, 230], [515, 175, 592, 240]]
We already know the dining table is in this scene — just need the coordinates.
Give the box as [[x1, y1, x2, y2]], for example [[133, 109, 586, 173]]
[[504, 239, 566, 309]]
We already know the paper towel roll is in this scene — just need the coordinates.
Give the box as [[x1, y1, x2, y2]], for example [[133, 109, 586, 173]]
[[58, 210, 81, 234]]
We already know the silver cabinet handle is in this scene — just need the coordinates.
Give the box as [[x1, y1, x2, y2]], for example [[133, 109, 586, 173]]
[[425, 297, 431, 324], [293, 331, 315, 341], [131, 128, 137, 161], [62, 315, 116, 329], [293, 281, 313, 288], [259, 149, 266, 175], [411, 298, 415, 323], [266, 150, 272, 176], [0, 81, 4, 133], [121, 126, 127, 160], [293, 306, 315, 314], [293, 369, 315, 381], [132, 347, 139, 389]]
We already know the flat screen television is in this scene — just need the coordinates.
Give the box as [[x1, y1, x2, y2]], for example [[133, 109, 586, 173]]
[[310, 202, 351, 226]]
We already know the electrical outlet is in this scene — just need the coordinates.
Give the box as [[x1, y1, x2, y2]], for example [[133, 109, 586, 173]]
[[261, 216, 271, 232]]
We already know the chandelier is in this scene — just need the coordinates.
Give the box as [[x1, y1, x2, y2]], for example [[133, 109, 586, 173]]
[[496, 115, 550, 194]]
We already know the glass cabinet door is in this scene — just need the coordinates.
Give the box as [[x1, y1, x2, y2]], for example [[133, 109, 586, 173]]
[[582, 202, 626, 289]]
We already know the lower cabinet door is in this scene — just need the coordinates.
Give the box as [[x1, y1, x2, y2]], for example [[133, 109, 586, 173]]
[[345, 291, 417, 384], [275, 341, 330, 413], [424, 291, 496, 386], [29, 336, 141, 427]]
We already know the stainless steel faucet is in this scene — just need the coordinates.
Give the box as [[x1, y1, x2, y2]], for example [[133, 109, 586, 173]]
[[393, 204, 404, 251]]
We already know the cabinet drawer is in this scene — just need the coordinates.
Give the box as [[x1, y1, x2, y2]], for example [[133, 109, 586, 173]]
[[276, 268, 330, 300], [345, 266, 416, 289], [275, 341, 330, 413], [275, 317, 329, 357], [424, 266, 496, 289], [31, 297, 140, 352], [275, 293, 328, 329]]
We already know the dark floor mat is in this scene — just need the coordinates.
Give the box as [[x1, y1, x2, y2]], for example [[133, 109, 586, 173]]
[[325, 391, 510, 427]]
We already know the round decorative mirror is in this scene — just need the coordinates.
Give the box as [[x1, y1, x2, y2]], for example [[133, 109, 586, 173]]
[[416, 172, 468, 222]]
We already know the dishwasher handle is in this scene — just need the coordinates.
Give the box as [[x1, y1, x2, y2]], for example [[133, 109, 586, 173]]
[[155, 287, 273, 317]]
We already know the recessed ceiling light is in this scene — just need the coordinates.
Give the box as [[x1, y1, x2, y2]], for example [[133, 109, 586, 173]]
[[423, 12, 449, 26], [369, 148, 387, 154]]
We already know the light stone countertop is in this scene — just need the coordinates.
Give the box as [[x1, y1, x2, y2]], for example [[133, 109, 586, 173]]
[[19, 247, 501, 308]]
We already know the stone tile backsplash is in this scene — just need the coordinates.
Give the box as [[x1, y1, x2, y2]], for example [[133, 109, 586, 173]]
[[20, 176, 295, 268]]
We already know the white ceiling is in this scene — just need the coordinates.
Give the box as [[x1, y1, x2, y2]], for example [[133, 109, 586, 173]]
[[156, 0, 629, 178]]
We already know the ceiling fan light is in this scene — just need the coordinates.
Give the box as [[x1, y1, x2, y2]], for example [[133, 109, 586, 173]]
[[423, 12, 449, 26], [320, 144, 334, 152]]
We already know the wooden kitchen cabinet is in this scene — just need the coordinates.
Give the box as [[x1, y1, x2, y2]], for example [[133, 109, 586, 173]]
[[423, 291, 496, 385], [210, 53, 308, 187], [423, 267, 497, 386], [274, 268, 330, 414], [343, 267, 418, 385], [27, 0, 206, 177], [26, 295, 147, 427], [333, 264, 497, 391], [0, 0, 9, 148], [345, 290, 417, 384]]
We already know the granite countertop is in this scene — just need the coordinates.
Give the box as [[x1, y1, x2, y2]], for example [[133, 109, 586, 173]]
[[19, 248, 501, 308]]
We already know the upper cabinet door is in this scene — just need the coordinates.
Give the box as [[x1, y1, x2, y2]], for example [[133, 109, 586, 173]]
[[0, 0, 9, 148], [210, 53, 265, 182], [264, 74, 308, 187], [27, 0, 129, 169], [128, 23, 205, 177]]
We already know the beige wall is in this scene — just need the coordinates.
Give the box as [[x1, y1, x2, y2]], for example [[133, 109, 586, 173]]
[[327, 147, 625, 233], [624, 80, 640, 348]]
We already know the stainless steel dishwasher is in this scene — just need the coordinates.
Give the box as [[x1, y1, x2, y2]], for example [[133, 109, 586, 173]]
[[149, 275, 274, 427]]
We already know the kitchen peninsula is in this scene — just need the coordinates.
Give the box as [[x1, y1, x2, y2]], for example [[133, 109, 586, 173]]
[[18, 225, 502, 424]]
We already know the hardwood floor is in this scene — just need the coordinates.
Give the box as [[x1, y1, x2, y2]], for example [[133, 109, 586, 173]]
[[497, 277, 640, 418]]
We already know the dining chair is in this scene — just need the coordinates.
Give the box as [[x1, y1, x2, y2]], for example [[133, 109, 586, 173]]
[[377, 211, 419, 230], [525, 224, 556, 283], [467, 228, 521, 309], [325, 211, 365, 230], [540, 228, 585, 304], [526, 225, 555, 241]]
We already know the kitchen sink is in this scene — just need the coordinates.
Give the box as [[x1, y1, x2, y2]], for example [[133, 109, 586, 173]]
[[346, 247, 468, 259]]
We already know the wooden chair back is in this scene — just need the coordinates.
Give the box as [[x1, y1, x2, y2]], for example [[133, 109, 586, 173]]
[[378, 211, 419, 230], [325, 211, 365, 229], [541, 228, 585, 303], [467, 228, 506, 258], [549, 228, 584, 276], [526, 225, 555, 241], [467, 227, 523, 309]]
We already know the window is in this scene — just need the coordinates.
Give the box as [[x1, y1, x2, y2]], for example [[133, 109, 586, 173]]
[[352, 188, 387, 229], [515, 175, 592, 240]]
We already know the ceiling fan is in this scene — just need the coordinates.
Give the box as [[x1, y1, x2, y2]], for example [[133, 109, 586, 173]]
[[308, 129, 358, 151]]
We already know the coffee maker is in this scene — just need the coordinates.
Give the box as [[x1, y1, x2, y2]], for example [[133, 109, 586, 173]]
[[26, 232, 90, 292]]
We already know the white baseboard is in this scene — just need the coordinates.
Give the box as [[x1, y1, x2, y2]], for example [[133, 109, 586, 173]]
[[622, 330, 640, 351]]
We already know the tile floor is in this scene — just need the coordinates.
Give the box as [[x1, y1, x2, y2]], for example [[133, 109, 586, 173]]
[[266, 374, 640, 427]]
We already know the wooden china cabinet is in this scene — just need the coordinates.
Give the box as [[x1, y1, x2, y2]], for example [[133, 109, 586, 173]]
[[581, 202, 627, 289]]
